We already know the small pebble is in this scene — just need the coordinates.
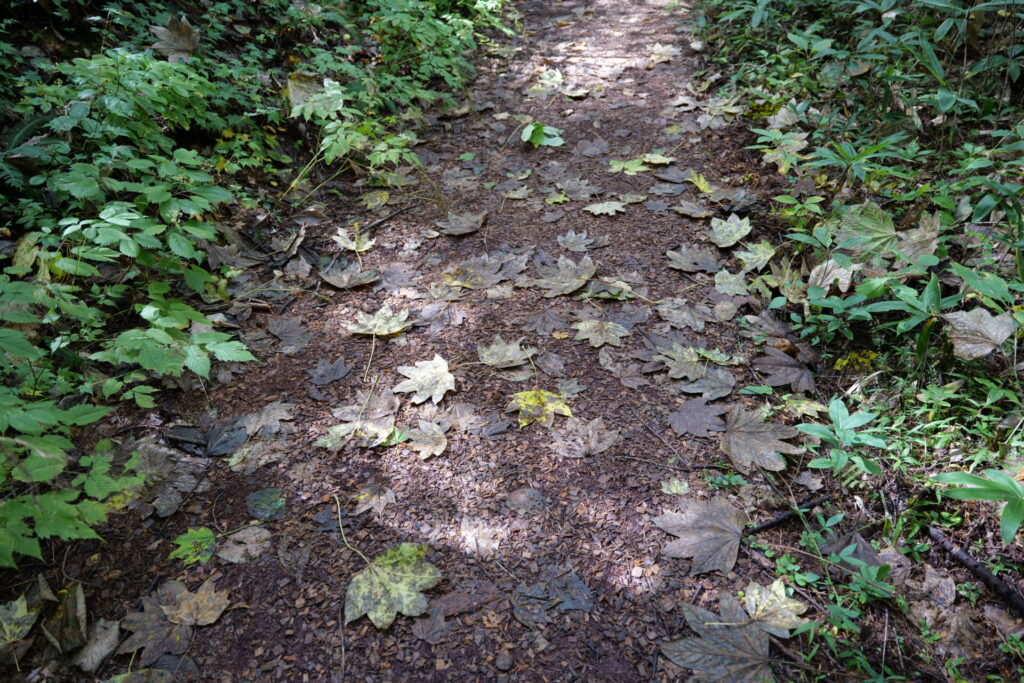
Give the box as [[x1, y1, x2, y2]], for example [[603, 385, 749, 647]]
[[496, 653, 513, 671]]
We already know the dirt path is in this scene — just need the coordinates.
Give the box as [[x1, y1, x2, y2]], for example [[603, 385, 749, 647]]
[[55, 1, 801, 680]]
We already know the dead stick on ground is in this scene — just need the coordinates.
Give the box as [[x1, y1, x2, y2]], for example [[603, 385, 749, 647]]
[[928, 525, 1024, 618], [746, 494, 834, 535]]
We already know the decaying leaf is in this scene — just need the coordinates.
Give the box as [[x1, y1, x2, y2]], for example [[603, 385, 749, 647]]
[[332, 227, 375, 253], [0, 595, 36, 648], [678, 366, 736, 401], [558, 229, 606, 252], [660, 594, 774, 682], [673, 200, 715, 218], [554, 417, 620, 458], [437, 211, 488, 236], [719, 407, 801, 473], [666, 245, 722, 273], [118, 582, 191, 667], [216, 527, 272, 564], [942, 308, 1016, 360], [407, 420, 448, 459], [268, 316, 313, 354], [653, 497, 746, 575], [160, 579, 229, 627], [478, 336, 537, 369], [709, 213, 752, 248], [808, 259, 854, 293], [150, 16, 199, 62], [752, 347, 815, 393], [743, 579, 810, 637], [318, 389, 400, 449], [506, 390, 572, 428], [668, 398, 730, 437], [835, 201, 897, 263], [352, 483, 396, 516], [308, 358, 351, 386], [318, 261, 379, 289], [346, 304, 411, 336], [658, 298, 717, 332], [656, 343, 705, 381], [524, 255, 597, 297], [714, 270, 749, 296], [393, 355, 456, 404], [572, 319, 630, 347], [896, 219, 939, 264], [583, 201, 627, 216], [344, 543, 441, 629], [736, 241, 775, 272]]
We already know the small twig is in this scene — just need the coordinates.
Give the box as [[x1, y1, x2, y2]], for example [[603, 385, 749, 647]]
[[928, 525, 1024, 618], [361, 206, 414, 235], [746, 494, 834, 535], [334, 494, 370, 565], [613, 453, 725, 472]]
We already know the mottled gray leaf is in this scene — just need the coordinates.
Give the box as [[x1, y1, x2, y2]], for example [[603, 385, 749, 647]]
[[653, 497, 746, 575], [668, 398, 730, 437], [719, 407, 801, 473]]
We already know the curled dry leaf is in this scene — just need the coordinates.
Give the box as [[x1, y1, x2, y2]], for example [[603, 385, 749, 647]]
[[942, 308, 1016, 360], [653, 497, 746, 575], [808, 259, 855, 293], [436, 211, 488, 236]]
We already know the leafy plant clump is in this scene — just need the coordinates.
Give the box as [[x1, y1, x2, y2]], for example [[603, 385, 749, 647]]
[[0, 0, 508, 567], [692, 0, 1024, 675]]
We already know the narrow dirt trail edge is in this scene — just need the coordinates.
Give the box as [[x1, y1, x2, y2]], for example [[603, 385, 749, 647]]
[[70, 1, 818, 680]]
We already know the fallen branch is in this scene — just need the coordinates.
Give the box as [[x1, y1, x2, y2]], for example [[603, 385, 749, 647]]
[[927, 525, 1024, 618]]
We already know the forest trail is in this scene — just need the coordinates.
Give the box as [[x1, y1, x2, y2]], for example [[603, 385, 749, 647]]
[[65, 1, 804, 680]]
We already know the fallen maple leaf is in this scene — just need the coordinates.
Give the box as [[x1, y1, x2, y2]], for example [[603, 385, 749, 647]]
[[345, 543, 441, 629], [653, 497, 746, 575], [668, 398, 730, 437], [719, 407, 801, 473], [150, 16, 199, 62], [660, 594, 775, 682], [393, 355, 456, 404], [752, 347, 815, 393]]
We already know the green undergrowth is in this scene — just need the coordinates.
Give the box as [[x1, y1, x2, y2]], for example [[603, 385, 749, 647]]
[[693, 0, 1024, 677], [0, 0, 507, 568]]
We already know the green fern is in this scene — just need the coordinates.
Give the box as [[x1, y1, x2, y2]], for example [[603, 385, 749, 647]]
[[0, 113, 52, 191]]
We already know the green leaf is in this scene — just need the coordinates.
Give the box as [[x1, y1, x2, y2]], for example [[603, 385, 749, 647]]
[[344, 543, 442, 628], [169, 527, 216, 566], [1000, 498, 1024, 545], [12, 453, 66, 483]]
